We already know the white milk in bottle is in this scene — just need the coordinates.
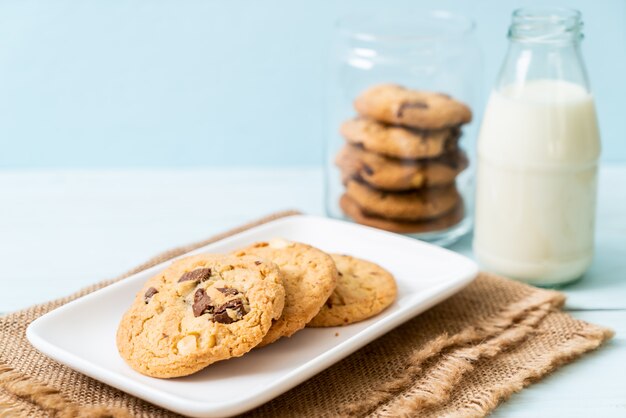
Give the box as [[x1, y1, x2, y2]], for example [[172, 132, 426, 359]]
[[473, 8, 601, 286]]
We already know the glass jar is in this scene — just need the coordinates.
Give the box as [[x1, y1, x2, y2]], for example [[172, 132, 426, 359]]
[[474, 8, 601, 286], [325, 11, 481, 247]]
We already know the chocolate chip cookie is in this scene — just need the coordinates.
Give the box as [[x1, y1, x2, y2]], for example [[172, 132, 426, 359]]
[[345, 179, 461, 221], [340, 194, 464, 233], [233, 240, 338, 346], [308, 254, 397, 327], [353, 84, 472, 129], [336, 144, 468, 191], [116, 254, 285, 378], [340, 117, 459, 160]]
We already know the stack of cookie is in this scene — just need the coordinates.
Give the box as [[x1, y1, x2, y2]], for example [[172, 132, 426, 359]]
[[116, 239, 397, 378], [336, 84, 472, 234]]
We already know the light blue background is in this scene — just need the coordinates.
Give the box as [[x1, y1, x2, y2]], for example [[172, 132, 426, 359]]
[[0, 0, 624, 168]]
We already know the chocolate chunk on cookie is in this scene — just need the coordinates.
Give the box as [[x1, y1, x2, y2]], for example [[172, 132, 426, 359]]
[[233, 239, 338, 346], [354, 84, 472, 129], [213, 299, 246, 324], [178, 268, 212, 283], [336, 144, 468, 191], [143, 287, 158, 304], [116, 254, 285, 378], [308, 254, 397, 327], [340, 117, 460, 160], [192, 288, 214, 317]]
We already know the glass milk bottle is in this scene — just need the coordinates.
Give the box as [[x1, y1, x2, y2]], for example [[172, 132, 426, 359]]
[[473, 8, 601, 286]]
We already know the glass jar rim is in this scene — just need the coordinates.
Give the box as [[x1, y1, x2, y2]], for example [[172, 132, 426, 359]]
[[336, 10, 475, 42]]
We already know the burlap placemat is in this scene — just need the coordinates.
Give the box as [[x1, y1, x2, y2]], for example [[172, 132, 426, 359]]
[[0, 211, 614, 418]]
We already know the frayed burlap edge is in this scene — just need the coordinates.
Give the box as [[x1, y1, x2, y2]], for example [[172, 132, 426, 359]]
[[0, 365, 132, 418], [433, 323, 614, 418], [0, 389, 39, 418], [340, 290, 563, 417], [368, 312, 614, 418]]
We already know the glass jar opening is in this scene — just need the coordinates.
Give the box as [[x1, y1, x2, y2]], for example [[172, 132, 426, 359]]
[[509, 7, 582, 44], [336, 10, 475, 43]]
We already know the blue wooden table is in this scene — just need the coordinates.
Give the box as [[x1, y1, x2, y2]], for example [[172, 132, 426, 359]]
[[1, 165, 624, 416]]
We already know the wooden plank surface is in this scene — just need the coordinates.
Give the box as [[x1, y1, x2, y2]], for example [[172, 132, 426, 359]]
[[492, 310, 626, 417]]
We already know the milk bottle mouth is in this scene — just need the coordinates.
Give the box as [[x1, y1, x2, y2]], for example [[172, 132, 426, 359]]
[[509, 7, 582, 44]]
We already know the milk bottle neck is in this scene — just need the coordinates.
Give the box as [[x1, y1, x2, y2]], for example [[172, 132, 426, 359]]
[[496, 7, 590, 94]]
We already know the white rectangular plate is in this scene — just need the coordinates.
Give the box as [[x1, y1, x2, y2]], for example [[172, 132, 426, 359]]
[[27, 215, 478, 417]]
